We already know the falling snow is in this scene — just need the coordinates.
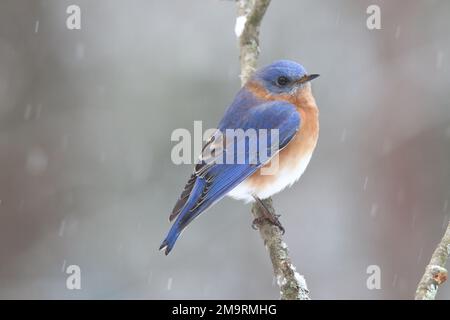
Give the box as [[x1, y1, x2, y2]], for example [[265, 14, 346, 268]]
[[59, 219, 66, 237], [26, 147, 48, 175], [363, 176, 369, 190], [99, 151, 106, 163], [395, 26, 401, 39], [412, 212, 417, 229], [167, 277, 173, 290], [436, 51, 444, 69], [61, 135, 69, 150], [392, 274, 398, 287], [417, 247, 423, 263], [34, 20, 39, 33], [335, 12, 341, 27], [24, 104, 32, 120], [36, 104, 42, 119], [443, 215, 449, 229], [24, 104, 42, 120], [340, 128, 347, 142], [76, 43, 85, 60], [18, 199, 24, 211], [370, 203, 378, 218]]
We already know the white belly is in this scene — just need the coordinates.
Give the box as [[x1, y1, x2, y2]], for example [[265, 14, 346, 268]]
[[227, 153, 313, 202]]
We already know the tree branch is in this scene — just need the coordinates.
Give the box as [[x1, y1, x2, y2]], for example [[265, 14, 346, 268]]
[[415, 221, 450, 300], [234, 0, 311, 300]]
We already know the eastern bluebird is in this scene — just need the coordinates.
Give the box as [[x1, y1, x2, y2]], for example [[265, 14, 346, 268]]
[[160, 60, 319, 255]]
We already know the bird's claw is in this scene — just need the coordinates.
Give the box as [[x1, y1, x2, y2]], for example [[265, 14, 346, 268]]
[[251, 216, 285, 234], [273, 218, 285, 235], [252, 217, 265, 230]]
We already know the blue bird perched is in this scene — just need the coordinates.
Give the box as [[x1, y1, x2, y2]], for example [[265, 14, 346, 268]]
[[160, 60, 320, 255]]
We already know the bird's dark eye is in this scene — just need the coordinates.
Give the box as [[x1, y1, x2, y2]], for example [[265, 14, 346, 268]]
[[276, 76, 290, 86]]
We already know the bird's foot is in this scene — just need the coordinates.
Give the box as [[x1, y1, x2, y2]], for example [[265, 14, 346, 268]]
[[251, 216, 265, 230], [251, 195, 285, 234], [251, 215, 285, 234]]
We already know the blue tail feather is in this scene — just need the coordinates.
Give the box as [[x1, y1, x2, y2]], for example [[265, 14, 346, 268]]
[[159, 178, 206, 255]]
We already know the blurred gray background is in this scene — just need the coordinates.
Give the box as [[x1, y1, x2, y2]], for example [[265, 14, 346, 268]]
[[0, 0, 449, 299]]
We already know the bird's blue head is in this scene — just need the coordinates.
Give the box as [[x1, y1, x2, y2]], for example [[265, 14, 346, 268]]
[[252, 60, 319, 95]]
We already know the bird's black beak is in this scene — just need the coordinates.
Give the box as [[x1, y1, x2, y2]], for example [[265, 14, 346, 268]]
[[297, 74, 320, 85]]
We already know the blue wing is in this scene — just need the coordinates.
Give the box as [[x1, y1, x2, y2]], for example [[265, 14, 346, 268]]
[[160, 98, 300, 254]]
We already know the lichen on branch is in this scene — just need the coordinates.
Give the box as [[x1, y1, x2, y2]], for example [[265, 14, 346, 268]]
[[415, 221, 450, 300]]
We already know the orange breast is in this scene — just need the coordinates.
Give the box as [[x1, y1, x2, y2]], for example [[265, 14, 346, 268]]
[[244, 82, 319, 192]]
